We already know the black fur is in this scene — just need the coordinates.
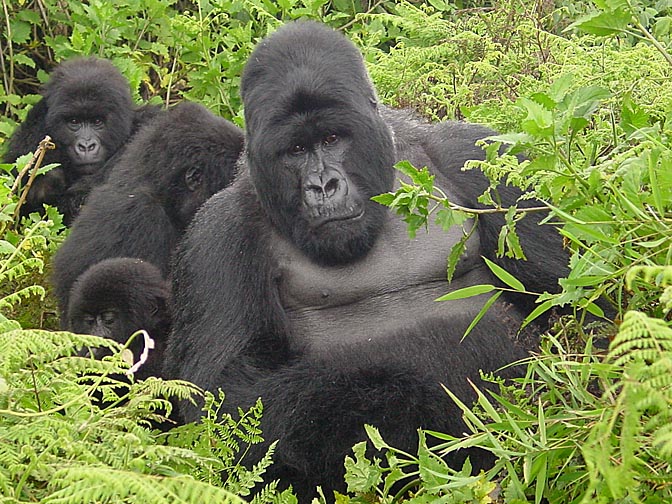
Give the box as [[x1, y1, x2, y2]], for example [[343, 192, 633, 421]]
[[52, 101, 244, 320], [164, 21, 568, 499], [68, 258, 170, 380], [3, 57, 160, 224]]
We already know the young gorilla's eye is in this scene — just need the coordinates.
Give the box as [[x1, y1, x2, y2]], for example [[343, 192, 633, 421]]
[[101, 311, 117, 326], [68, 118, 81, 128], [93, 117, 104, 127], [323, 133, 338, 145], [83, 314, 96, 327]]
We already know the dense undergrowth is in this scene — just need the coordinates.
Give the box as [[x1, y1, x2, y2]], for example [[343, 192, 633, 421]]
[[1, 0, 671, 502]]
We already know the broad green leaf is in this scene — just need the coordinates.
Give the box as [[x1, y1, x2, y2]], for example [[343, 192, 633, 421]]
[[371, 192, 395, 206], [343, 440, 383, 493], [435, 207, 469, 232], [567, 9, 631, 36], [547, 74, 574, 102], [621, 96, 650, 134], [519, 97, 554, 136], [530, 91, 556, 111]]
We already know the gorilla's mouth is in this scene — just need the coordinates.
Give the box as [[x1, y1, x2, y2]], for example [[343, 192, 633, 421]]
[[72, 162, 102, 174], [311, 206, 364, 228]]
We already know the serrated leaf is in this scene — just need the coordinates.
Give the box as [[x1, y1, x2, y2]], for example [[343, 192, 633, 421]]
[[547, 73, 574, 102], [371, 193, 395, 206], [621, 96, 650, 134], [446, 232, 469, 282], [530, 91, 556, 111], [518, 97, 554, 137], [435, 207, 469, 232], [365, 424, 390, 451], [343, 440, 383, 493]]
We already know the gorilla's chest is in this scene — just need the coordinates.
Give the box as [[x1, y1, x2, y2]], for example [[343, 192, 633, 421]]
[[274, 211, 491, 353]]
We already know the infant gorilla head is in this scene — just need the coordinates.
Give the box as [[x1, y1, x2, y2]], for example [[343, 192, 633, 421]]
[[68, 258, 170, 380]]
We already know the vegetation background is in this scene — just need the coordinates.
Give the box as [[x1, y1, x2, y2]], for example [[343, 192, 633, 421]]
[[0, 0, 671, 502]]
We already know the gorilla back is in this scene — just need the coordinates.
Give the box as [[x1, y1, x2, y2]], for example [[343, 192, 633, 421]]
[[164, 21, 567, 499]]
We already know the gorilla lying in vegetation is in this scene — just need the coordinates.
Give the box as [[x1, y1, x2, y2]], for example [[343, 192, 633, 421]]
[[3, 57, 160, 224], [68, 258, 170, 380], [164, 21, 568, 498], [52, 101, 244, 320]]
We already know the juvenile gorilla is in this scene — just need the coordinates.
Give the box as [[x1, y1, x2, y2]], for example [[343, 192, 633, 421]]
[[68, 258, 170, 380], [164, 22, 568, 498], [3, 57, 160, 224], [52, 101, 244, 319]]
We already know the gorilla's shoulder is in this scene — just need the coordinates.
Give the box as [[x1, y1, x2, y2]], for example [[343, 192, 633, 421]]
[[189, 170, 266, 241]]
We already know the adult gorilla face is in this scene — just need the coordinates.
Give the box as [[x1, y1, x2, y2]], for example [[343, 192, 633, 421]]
[[43, 57, 134, 178], [241, 24, 396, 265]]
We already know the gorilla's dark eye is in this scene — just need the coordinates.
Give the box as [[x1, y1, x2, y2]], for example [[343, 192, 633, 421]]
[[67, 118, 81, 129], [83, 315, 95, 327], [93, 117, 105, 128], [101, 311, 117, 326], [290, 144, 306, 155], [323, 134, 338, 145]]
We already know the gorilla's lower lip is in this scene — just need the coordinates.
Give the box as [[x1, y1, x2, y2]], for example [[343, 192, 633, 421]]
[[313, 208, 364, 227], [73, 163, 101, 174]]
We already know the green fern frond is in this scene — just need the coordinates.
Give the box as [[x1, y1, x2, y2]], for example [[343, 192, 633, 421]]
[[652, 423, 672, 458], [44, 466, 246, 504], [0, 285, 46, 309], [609, 311, 672, 366], [626, 265, 672, 290]]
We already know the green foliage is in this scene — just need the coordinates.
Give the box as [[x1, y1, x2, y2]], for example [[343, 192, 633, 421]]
[[0, 141, 65, 329], [335, 314, 672, 503], [0, 0, 400, 135], [2, 0, 672, 502], [0, 326, 292, 503]]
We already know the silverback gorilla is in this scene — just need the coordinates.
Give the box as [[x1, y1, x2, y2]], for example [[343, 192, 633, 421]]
[[68, 258, 170, 380], [164, 21, 568, 499], [52, 101, 244, 320], [3, 57, 160, 224]]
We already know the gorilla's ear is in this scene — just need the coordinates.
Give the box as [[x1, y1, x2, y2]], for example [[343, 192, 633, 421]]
[[185, 167, 203, 192]]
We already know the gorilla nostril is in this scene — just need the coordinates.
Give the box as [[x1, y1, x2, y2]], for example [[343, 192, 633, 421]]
[[76, 140, 100, 155], [324, 178, 340, 198]]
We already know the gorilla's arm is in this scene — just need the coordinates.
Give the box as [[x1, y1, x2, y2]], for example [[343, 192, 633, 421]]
[[52, 185, 180, 319], [3, 99, 68, 215], [164, 176, 292, 420], [3, 99, 50, 163]]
